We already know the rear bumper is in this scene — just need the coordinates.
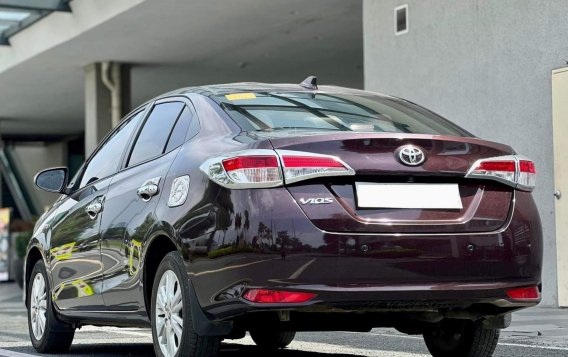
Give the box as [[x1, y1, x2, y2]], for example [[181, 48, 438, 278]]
[[182, 188, 542, 322], [201, 281, 540, 321]]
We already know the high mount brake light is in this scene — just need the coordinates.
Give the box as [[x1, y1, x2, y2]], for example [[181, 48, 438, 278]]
[[465, 155, 536, 191], [200, 150, 355, 189]]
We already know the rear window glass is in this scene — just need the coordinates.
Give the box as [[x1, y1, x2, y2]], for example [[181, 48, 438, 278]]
[[215, 92, 470, 136], [128, 102, 184, 167]]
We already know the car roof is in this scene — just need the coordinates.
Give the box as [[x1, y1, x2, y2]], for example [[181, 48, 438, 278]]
[[157, 82, 388, 99]]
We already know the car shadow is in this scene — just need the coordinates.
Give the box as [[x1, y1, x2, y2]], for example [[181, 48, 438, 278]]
[[222, 343, 364, 356], [1, 343, 368, 357]]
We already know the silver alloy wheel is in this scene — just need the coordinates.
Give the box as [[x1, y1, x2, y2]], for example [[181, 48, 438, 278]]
[[30, 273, 47, 340], [155, 270, 183, 357]]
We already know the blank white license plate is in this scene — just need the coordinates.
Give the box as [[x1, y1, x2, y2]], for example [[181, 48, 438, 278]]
[[355, 183, 463, 209]]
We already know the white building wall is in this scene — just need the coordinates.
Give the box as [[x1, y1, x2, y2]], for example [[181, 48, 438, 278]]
[[364, 0, 568, 305]]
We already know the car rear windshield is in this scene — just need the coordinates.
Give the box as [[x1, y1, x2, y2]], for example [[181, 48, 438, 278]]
[[214, 91, 470, 136]]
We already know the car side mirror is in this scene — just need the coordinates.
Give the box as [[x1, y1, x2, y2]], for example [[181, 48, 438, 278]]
[[34, 167, 69, 194]]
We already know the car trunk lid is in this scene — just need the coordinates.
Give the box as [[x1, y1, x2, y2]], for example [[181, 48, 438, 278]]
[[267, 132, 515, 234]]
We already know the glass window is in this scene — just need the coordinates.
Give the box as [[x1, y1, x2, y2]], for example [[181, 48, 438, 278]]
[[128, 102, 184, 167], [164, 106, 193, 153], [395, 5, 408, 35], [216, 92, 470, 137], [79, 111, 144, 188]]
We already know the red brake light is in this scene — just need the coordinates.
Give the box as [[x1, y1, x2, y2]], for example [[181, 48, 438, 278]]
[[475, 161, 516, 172], [519, 160, 536, 174], [282, 156, 345, 168], [222, 156, 279, 171], [506, 286, 540, 301], [243, 289, 317, 304]]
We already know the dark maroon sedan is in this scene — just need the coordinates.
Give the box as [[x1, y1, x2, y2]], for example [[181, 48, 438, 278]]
[[27, 77, 541, 357]]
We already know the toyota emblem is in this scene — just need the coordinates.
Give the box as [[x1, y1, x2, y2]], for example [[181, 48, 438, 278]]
[[397, 145, 426, 166]]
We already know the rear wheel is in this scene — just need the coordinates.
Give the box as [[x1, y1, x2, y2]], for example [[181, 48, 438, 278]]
[[151, 252, 221, 357], [423, 320, 499, 357], [27, 260, 75, 353], [250, 329, 296, 349]]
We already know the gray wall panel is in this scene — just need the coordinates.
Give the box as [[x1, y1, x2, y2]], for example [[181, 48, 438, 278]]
[[364, 0, 568, 305]]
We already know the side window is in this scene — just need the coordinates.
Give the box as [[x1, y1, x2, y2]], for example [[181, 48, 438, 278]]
[[128, 102, 184, 167], [164, 106, 193, 153], [79, 111, 144, 188]]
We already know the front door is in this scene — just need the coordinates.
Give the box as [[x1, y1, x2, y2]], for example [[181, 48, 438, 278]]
[[552, 67, 568, 307], [49, 107, 145, 311], [49, 179, 110, 310]]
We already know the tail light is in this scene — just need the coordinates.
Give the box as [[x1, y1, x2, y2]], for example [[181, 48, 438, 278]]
[[200, 150, 282, 189], [276, 150, 355, 184], [200, 149, 354, 188], [243, 289, 317, 303], [506, 286, 540, 301], [465, 155, 536, 191]]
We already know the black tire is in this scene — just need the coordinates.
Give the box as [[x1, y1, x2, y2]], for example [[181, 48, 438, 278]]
[[423, 319, 499, 357], [27, 260, 75, 353], [250, 329, 296, 349], [151, 251, 221, 357]]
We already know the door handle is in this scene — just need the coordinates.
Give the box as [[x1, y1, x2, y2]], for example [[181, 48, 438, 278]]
[[555, 190, 562, 200], [137, 177, 161, 201], [85, 197, 104, 219]]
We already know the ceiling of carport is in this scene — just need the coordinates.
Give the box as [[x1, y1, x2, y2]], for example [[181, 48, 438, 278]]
[[0, 0, 362, 136]]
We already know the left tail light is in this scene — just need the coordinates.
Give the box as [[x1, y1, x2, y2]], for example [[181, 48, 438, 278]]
[[465, 155, 536, 191], [200, 150, 283, 189], [200, 149, 355, 189]]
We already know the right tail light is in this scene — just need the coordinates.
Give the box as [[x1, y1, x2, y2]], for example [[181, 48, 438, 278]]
[[465, 155, 536, 191]]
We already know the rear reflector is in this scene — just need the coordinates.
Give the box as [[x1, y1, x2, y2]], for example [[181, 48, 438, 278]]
[[466, 155, 536, 191], [506, 286, 540, 301], [243, 289, 317, 304]]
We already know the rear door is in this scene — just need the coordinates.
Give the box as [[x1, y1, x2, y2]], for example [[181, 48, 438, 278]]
[[49, 110, 144, 310], [100, 98, 195, 310]]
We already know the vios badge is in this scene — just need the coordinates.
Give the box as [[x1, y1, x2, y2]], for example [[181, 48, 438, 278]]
[[397, 144, 426, 166], [299, 197, 333, 205]]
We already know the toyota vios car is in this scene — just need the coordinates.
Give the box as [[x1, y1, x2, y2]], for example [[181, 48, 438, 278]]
[[26, 77, 541, 357]]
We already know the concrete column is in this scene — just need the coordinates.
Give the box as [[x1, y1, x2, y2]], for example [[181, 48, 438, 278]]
[[84, 62, 131, 156]]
